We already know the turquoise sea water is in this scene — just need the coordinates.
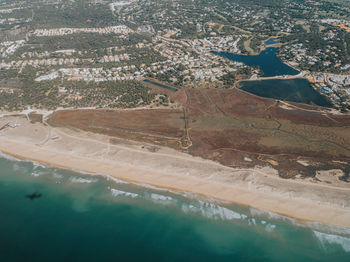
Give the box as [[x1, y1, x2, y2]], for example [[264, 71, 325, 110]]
[[0, 154, 350, 262]]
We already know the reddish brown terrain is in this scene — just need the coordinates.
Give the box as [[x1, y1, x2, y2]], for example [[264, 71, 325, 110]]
[[49, 87, 350, 180]]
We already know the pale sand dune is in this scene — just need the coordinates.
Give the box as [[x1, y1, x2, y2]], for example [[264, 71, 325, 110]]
[[1, 115, 350, 229]]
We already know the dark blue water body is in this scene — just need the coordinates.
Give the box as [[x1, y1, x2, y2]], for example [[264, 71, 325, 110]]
[[0, 155, 349, 262], [239, 78, 332, 107], [265, 38, 278, 45], [212, 47, 299, 77], [212, 46, 333, 107]]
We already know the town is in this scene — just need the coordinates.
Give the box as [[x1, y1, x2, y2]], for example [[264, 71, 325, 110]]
[[1, 0, 350, 111]]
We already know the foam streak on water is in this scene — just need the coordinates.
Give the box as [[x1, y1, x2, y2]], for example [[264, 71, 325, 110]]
[[314, 231, 350, 252], [111, 188, 138, 198], [69, 176, 98, 184], [0, 151, 22, 162]]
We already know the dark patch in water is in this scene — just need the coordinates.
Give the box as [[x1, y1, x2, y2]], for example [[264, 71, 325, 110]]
[[25, 192, 42, 200]]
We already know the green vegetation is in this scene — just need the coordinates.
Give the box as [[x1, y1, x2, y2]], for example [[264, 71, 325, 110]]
[[0, 67, 155, 110], [1, 0, 350, 110]]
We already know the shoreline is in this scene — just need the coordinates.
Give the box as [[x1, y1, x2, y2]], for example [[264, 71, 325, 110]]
[[1, 137, 350, 229]]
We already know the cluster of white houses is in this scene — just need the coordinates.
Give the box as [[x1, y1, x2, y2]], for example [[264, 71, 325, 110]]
[[0, 53, 131, 70], [33, 25, 133, 37]]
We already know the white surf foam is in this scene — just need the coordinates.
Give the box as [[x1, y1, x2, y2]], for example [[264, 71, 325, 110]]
[[200, 202, 248, 220], [314, 230, 350, 252], [0, 151, 47, 172], [111, 188, 138, 198], [32, 161, 46, 169], [248, 218, 257, 226], [306, 222, 350, 236], [52, 172, 64, 179], [69, 176, 98, 184], [136, 182, 171, 192], [265, 223, 276, 232], [250, 208, 295, 223], [106, 176, 130, 184], [182, 200, 247, 221], [150, 193, 173, 202], [250, 207, 350, 238], [0, 151, 21, 162]]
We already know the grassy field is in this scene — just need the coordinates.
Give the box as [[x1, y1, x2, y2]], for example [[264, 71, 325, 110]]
[[49, 88, 350, 180]]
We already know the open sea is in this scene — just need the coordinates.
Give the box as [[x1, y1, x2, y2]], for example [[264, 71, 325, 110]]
[[0, 153, 350, 262]]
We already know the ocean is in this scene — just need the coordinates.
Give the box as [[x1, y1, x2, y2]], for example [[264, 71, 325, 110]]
[[0, 153, 349, 262]]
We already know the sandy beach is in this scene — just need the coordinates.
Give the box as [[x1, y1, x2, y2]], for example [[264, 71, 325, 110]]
[[1, 113, 350, 229]]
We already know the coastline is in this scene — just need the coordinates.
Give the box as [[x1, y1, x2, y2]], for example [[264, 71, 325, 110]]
[[0, 112, 350, 230], [1, 134, 350, 229]]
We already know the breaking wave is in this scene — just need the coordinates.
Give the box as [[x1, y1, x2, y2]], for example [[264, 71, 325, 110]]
[[306, 222, 350, 236], [0, 151, 47, 169], [0, 151, 21, 162], [314, 230, 350, 252], [111, 188, 138, 198], [52, 172, 64, 179], [249, 208, 295, 223], [105, 176, 129, 184], [69, 176, 98, 184], [32, 161, 46, 169], [149, 193, 173, 201], [182, 200, 248, 221], [2, 149, 350, 241]]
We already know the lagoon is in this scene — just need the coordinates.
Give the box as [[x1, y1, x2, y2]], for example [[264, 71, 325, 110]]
[[213, 46, 332, 107], [213, 47, 299, 77], [239, 78, 332, 107], [265, 38, 278, 45]]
